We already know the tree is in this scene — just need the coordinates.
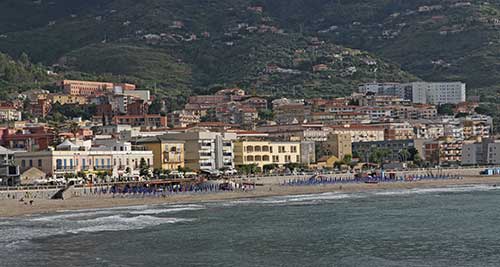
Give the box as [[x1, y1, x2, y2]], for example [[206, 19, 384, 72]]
[[148, 98, 163, 114], [258, 109, 274, 121], [19, 52, 31, 67], [369, 148, 391, 165], [437, 104, 456, 116], [284, 163, 308, 171], [139, 158, 150, 177], [342, 154, 352, 165], [237, 164, 259, 175], [200, 108, 217, 122], [48, 121, 63, 145], [398, 148, 410, 162], [69, 122, 80, 139], [263, 164, 278, 173]]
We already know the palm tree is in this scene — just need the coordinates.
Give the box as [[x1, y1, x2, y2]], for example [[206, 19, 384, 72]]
[[69, 122, 80, 140], [48, 121, 63, 145], [399, 148, 411, 163]]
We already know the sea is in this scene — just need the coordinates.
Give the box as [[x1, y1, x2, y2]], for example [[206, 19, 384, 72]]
[[1, 184, 500, 267]]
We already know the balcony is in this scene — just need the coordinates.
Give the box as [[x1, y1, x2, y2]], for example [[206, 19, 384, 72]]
[[94, 165, 113, 170], [0, 166, 19, 177], [55, 167, 76, 173], [200, 152, 212, 157]]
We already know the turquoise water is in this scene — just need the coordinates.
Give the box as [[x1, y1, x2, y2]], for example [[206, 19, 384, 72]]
[[1, 185, 500, 266]]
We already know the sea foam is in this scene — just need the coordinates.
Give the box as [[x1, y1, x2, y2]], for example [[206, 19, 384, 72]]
[[129, 204, 205, 215], [68, 215, 195, 234]]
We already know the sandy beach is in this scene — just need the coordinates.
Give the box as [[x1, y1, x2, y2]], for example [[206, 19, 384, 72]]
[[1, 175, 500, 218]]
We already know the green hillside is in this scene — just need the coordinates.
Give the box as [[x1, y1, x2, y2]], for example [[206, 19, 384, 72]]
[[0, 52, 53, 98], [3, 0, 499, 98]]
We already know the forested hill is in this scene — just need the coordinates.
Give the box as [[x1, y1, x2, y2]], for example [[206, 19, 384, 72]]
[[0, 0, 499, 99]]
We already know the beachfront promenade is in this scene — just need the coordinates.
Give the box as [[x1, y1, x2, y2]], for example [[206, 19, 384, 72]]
[[0, 167, 492, 201]]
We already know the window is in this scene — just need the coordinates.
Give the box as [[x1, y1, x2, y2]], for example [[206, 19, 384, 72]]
[[21, 160, 26, 168], [38, 159, 42, 167], [29, 160, 33, 167]]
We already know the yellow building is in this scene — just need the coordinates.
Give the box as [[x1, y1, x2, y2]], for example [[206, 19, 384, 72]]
[[326, 133, 352, 160], [136, 137, 185, 171], [49, 94, 88, 105], [234, 140, 301, 169]]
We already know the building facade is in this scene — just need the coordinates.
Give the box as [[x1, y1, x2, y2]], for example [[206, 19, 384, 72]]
[[136, 136, 185, 171], [15, 140, 153, 177], [162, 131, 236, 171], [326, 133, 352, 160], [233, 140, 301, 169], [353, 139, 415, 163], [358, 82, 466, 105]]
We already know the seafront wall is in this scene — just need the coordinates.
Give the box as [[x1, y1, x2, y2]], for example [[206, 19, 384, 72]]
[[0, 188, 61, 201]]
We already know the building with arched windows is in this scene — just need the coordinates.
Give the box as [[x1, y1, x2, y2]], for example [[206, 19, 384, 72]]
[[233, 140, 302, 169]]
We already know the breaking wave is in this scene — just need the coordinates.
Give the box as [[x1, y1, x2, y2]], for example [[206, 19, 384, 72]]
[[69, 215, 195, 234], [374, 184, 499, 196], [129, 205, 205, 215]]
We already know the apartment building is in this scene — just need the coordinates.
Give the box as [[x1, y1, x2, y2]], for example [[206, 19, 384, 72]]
[[423, 137, 463, 165], [410, 82, 466, 105], [329, 125, 385, 143], [136, 136, 185, 171], [0, 107, 22, 121], [0, 146, 20, 186], [462, 139, 500, 165], [358, 82, 466, 105], [325, 133, 352, 160], [48, 94, 88, 105], [233, 140, 301, 169], [112, 114, 167, 128], [256, 123, 331, 142], [161, 131, 236, 171]]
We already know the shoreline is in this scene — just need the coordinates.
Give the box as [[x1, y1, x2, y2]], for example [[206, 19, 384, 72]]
[[2, 176, 500, 218]]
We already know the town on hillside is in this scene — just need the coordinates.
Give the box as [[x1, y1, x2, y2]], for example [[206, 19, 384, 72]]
[[0, 79, 495, 187]]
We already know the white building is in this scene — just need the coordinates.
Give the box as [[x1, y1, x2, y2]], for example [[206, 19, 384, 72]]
[[409, 82, 466, 105], [0, 107, 22, 121], [162, 131, 237, 171], [15, 140, 153, 178], [358, 82, 466, 105]]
